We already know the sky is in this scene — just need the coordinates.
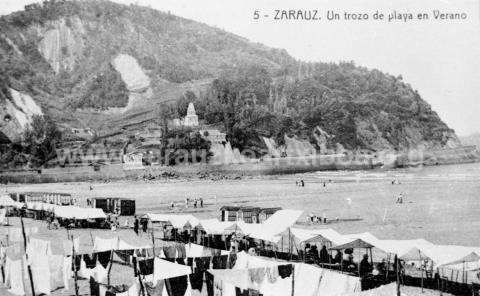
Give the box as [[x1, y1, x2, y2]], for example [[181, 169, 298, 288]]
[[1, 0, 479, 136]]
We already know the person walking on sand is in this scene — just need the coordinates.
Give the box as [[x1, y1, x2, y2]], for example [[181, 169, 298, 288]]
[[134, 216, 139, 235], [300, 179, 305, 187], [396, 193, 404, 204], [200, 198, 203, 208]]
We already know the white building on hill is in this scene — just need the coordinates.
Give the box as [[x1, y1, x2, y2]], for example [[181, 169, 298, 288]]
[[183, 102, 199, 127], [171, 102, 199, 128], [123, 152, 144, 170]]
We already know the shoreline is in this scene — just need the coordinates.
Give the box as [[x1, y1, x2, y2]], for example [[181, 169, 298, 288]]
[[0, 146, 477, 184]]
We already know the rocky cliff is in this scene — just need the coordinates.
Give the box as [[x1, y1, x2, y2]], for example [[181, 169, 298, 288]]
[[0, 0, 459, 153]]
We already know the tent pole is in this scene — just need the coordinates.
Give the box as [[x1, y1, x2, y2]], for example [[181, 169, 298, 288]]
[[395, 254, 400, 296], [288, 227, 291, 257], [151, 228, 156, 257], [328, 242, 332, 264], [419, 250, 424, 293], [281, 236, 284, 253], [133, 256, 146, 296], [21, 217, 36, 296], [369, 248, 373, 266], [341, 250, 344, 273], [291, 264, 295, 296], [439, 270, 443, 296], [358, 249, 361, 277], [293, 240, 300, 261], [89, 230, 95, 246], [71, 235, 79, 296], [385, 254, 390, 282], [224, 232, 228, 251], [107, 239, 116, 286]]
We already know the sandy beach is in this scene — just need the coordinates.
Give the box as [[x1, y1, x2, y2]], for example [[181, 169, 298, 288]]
[[3, 162, 480, 246], [2, 163, 478, 295]]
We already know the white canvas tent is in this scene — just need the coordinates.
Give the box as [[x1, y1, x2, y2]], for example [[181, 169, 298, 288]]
[[0, 194, 15, 207], [196, 219, 236, 235], [247, 210, 303, 242], [234, 221, 262, 235], [54, 205, 106, 219], [374, 239, 435, 258], [274, 227, 351, 253], [404, 245, 480, 268], [145, 213, 200, 229], [345, 232, 380, 246], [330, 238, 375, 250], [94, 236, 152, 252]]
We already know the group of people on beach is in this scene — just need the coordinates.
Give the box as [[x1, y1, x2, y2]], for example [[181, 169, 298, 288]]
[[184, 197, 204, 209], [295, 179, 333, 187], [307, 213, 328, 224], [295, 179, 305, 187], [302, 245, 379, 278], [133, 215, 149, 235], [169, 197, 204, 211]]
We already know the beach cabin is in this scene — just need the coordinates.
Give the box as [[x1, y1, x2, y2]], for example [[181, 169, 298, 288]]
[[87, 197, 136, 216], [220, 206, 282, 224]]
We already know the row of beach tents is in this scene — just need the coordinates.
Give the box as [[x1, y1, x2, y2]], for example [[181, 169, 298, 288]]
[[142, 209, 480, 284], [2, 194, 479, 284], [0, 194, 107, 220]]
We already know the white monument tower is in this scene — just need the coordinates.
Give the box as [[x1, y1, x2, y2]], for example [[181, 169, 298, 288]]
[[182, 102, 199, 127]]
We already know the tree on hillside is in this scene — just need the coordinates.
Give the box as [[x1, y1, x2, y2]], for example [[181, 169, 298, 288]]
[[22, 115, 62, 167], [163, 129, 212, 165]]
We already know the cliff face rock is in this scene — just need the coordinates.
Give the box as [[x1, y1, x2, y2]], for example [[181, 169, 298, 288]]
[[261, 135, 318, 157], [36, 17, 85, 73], [111, 54, 152, 112], [0, 88, 43, 142], [210, 142, 247, 164], [111, 54, 150, 92]]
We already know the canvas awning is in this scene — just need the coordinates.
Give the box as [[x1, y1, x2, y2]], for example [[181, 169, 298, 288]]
[[330, 238, 375, 250], [151, 257, 192, 282], [262, 209, 303, 230], [144, 213, 200, 229], [274, 227, 350, 251], [26, 202, 40, 210], [373, 239, 435, 259], [25, 202, 62, 212], [304, 228, 352, 246], [196, 219, 236, 235], [345, 232, 379, 246], [234, 221, 261, 235], [406, 245, 480, 267], [94, 236, 152, 252], [54, 206, 106, 219], [0, 195, 15, 207], [247, 210, 303, 242]]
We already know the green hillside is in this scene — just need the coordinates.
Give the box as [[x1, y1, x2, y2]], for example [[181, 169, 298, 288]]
[[0, 0, 459, 161]]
